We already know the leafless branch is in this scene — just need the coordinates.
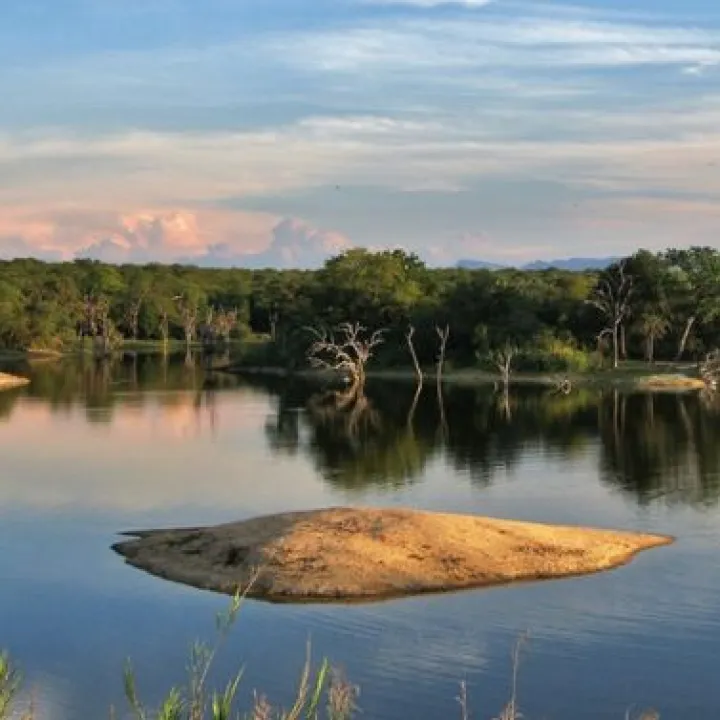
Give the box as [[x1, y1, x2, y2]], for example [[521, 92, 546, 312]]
[[490, 344, 517, 386], [305, 322, 386, 386], [406, 324, 423, 384]]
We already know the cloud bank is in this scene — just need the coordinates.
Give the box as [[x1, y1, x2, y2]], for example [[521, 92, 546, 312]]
[[1, 207, 352, 268], [1, 0, 719, 264]]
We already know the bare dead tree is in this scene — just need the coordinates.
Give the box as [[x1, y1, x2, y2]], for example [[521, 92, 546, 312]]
[[699, 350, 720, 390], [305, 322, 386, 391], [676, 315, 697, 361], [124, 293, 145, 341], [434, 324, 450, 442], [552, 375, 573, 395], [81, 293, 98, 339], [213, 307, 238, 346], [91, 296, 115, 358], [588, 261, 633, 369], [81, 293, 112, 356], [490, 343, 517, 388], [175, 295, 198, 351], [405, 324, 423, 385], [435, 324, 450, 384], [158, 309, 170, 354]]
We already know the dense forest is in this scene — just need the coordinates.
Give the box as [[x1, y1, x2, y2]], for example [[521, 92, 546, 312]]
[[1, 246, 719, 372]]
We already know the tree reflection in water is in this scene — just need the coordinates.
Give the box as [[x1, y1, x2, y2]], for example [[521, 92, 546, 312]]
[[264, 378, 720, 506], [598, 390, 720, 506], [4, 357, 720, 508]]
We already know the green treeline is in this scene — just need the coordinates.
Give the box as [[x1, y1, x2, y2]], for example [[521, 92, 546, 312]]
[[1, 246, 719, 369]]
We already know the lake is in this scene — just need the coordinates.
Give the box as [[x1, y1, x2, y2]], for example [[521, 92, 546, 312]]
[[1, 353, 720, 719]]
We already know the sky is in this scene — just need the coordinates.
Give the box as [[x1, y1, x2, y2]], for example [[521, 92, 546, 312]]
[[1, 0, 719, 268]]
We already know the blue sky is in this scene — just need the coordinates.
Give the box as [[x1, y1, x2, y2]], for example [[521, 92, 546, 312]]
[[1, 0, 719, 266]]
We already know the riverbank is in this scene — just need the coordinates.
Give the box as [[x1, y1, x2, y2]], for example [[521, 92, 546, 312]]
[[0, 372, 30, 391]]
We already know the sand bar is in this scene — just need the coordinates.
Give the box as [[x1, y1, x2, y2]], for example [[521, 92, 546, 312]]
[[113, 507, 672, 603]]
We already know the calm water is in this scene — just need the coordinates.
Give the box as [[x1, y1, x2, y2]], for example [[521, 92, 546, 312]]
[[2, 354, 720, 719]]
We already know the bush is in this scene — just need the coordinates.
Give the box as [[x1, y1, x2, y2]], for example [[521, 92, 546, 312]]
[[479, 333, 599, 374]]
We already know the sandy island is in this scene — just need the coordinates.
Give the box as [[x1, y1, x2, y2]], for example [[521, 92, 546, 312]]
[[634, 374, 706, 391], [112, 507, 672, 603], [0, 372, 30, 391]]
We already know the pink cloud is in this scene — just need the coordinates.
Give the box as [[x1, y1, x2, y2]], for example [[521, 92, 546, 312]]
[[0, 205, 353, 267]]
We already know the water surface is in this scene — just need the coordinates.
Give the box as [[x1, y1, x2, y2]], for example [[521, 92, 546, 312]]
[[1, 354, 720, 719]]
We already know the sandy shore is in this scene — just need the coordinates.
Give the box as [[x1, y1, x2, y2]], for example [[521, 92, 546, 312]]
[[113, 507, 672, 603], [0, 372, 30, 391]]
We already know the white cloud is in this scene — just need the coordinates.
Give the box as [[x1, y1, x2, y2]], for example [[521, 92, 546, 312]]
[[362, 0, 493, 6], [264, 14, 720, 72]]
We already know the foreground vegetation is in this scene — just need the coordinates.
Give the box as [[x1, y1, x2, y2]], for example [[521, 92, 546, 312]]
[[0, 594, 660, 720], [2, 246, 720, 378]]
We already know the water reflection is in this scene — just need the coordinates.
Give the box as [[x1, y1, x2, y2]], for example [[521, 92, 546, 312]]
[[260, 377, 720, 507], [3, 357, 720, 719], [599, 391, 720, 507], [3, 357, 720, 508]]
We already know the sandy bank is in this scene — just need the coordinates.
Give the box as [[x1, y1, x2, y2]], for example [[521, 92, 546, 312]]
[[633, 374, 706, 391], [113, 507, 672, 603], [0, 372, 30, 391]]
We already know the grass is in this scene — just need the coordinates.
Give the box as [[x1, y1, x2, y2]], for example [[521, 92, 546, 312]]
[[0, 592, 662, 720]]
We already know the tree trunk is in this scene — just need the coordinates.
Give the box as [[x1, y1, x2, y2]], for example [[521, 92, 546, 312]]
[[648, 333, 655, 364], [406, 325, 423, 385], [269, 312, 278, 342], [612, 323, 619, 369], [620, 323, 628, 360], [435, 324, 449, 386], [501, 361, 510, 387], [676, 316, 696, 361]]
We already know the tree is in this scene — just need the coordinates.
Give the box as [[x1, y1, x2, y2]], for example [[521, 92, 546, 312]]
[[639, 313, 670, 364], [589, 261, 633, 369], [121, 270, 152, 340], [405, 324, 423, 385], [305, 322, 385, 392], [490, 343, 517, 387], [664, 247, 720, 359], [175, 292, 200, 352]]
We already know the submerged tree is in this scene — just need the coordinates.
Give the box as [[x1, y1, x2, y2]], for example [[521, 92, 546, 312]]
[[305, 322, 385, 393], [175, 294, 199, 351], [405, 324, 423, 386], [490, 343, 517, 388]]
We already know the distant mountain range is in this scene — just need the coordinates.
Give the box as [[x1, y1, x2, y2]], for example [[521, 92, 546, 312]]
[[457, 257, 619, 271]]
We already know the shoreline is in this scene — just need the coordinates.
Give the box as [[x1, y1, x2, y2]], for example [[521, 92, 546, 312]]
[[224, 364, 709, 392]]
